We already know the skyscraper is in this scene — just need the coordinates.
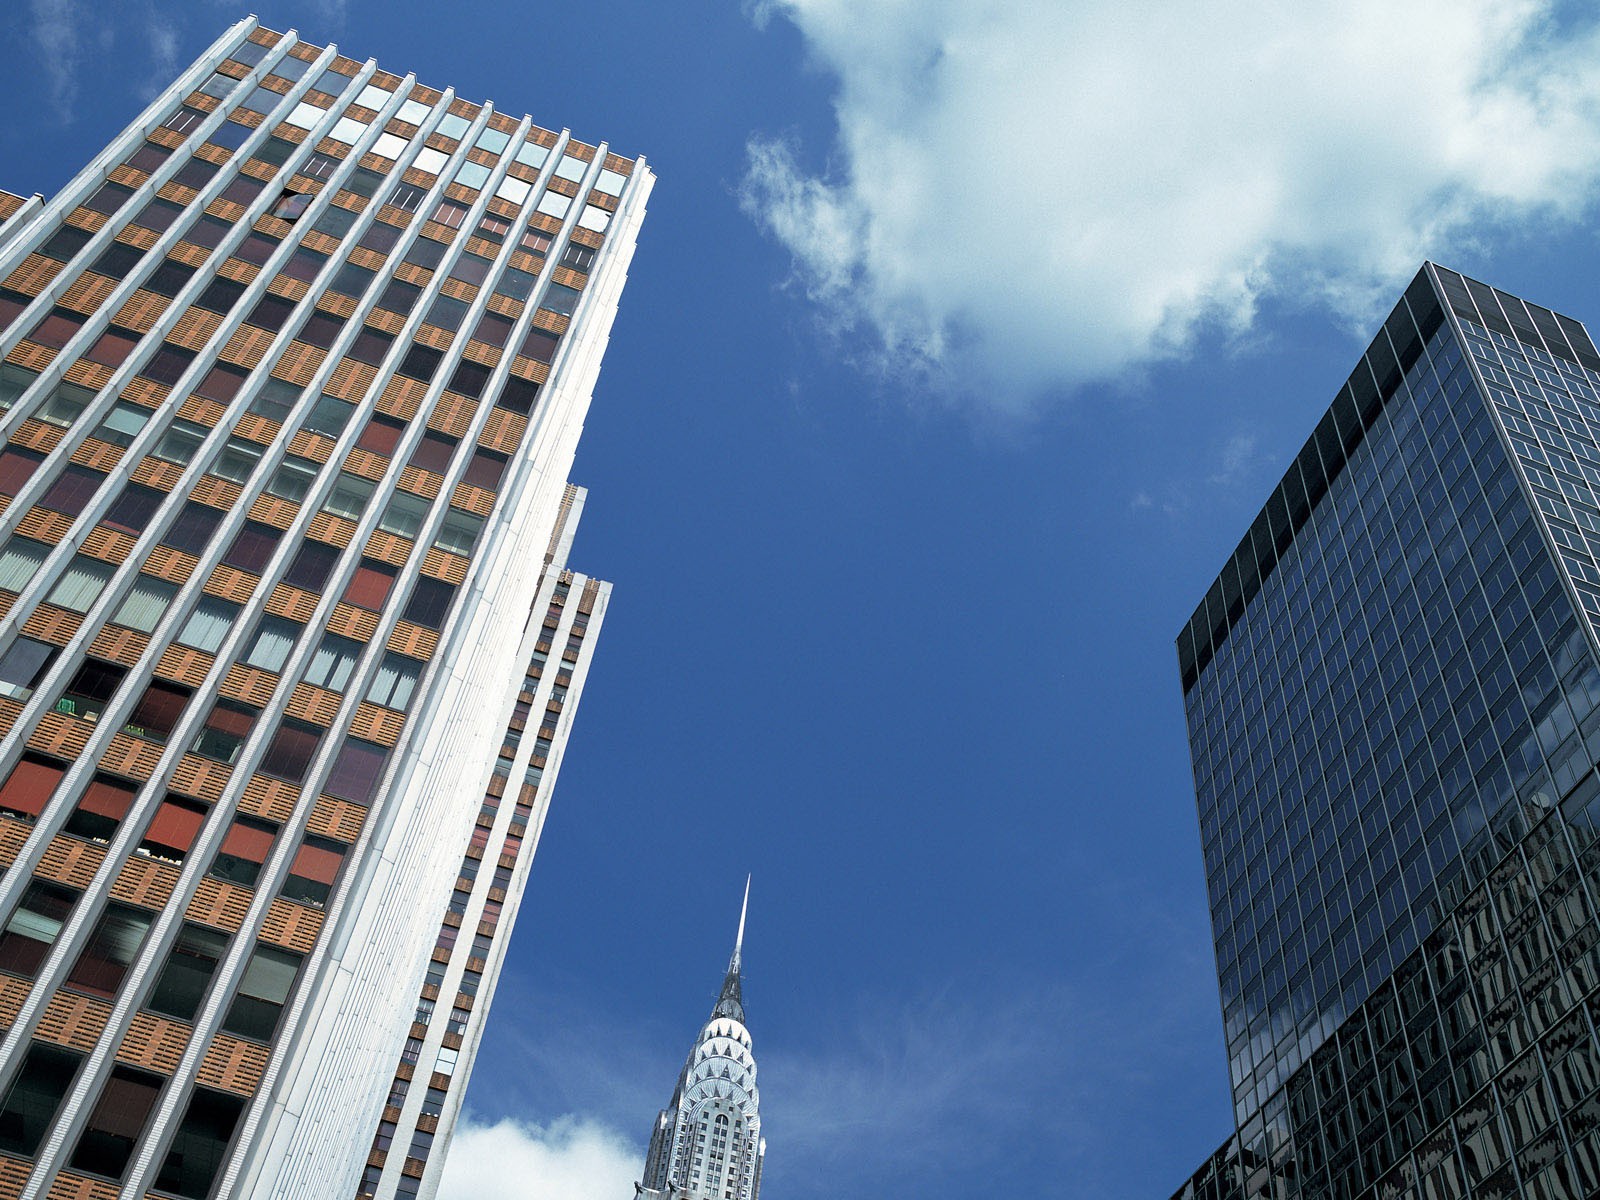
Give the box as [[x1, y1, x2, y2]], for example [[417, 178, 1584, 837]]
[[636, 881, 765, 1200], [0, 18, 648, 1200], [1170, 265, 1600, 1199]]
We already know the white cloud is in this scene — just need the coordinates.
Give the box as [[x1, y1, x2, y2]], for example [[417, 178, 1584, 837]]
[[436, 1115, 641, 1200], [29, 0, 84, 121], [744, 0, 1600, 413]]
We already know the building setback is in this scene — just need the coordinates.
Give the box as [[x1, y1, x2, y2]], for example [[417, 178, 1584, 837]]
[[1169, 266, 1600, 1199], [636, 883, 765, 1200], [0, 18, 648, 1200]]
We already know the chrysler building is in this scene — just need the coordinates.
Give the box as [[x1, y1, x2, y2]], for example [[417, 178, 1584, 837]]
[[635, 880, 766, 1200]]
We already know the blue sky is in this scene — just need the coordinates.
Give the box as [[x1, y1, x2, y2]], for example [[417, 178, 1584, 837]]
[[8, 1, 1600, 1196]]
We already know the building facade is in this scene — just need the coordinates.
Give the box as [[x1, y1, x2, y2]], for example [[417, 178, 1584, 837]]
[[637, 883, 765, 1200], [1169, 265, 1600, 1199], [0, 18, 647, 1200]]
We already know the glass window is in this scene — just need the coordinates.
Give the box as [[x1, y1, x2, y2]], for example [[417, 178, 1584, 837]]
[[154, 1088, 245, 1199], [209, 815, 277, 888], [356, 414, 404, 456], [423, 294, 467, 332], [211, 436, 264, 484], [195, 363, 248, 403], [242, 615, 301, 673], [195, 278, 246, 318], [83, 181, 135, 215], [519, 227, 551, 257], [28, 307, 85, 349], [296, 310, 345, 349], [311, 206, 357, 240], [245, 294, 294, 333], [371, 132, 408, 160], [63, 774, 136, 843], [367, 653, 421, 710], [403, 578, 456, 629], [207, 122, 252, 154], [133, 196, 184, 233], [0, 538, 47, 592], [143, 258, 194, 296], [402, 235, 446, 270], [92, 402, 152, 448], [175, 596, 239, 653], [494, 177, 530, 206], [0, 637, 56, 702], [448, 253, 491, 287], [249, 378, 301, 424], [36, 381, 95, 428], [342, 560, 396, 611], [110, 575, 176, 632], [46, 557, 114, 613], [595, 167, 627, 195], [171, 157, 218, 191], [379, 491, 429, 539], [397, 98, 431, 125], [253, 137, 295, 169], [542, 283, 581, 316], [348, 327, 394, 367], [183, 213, 230, 250], [496, 376, 539, 416], [398, 344, 443, 382], [324, 740, 387, 805], [329, 116, 368, 145], [514, 142, 549, 170], [447, 360, 489, 399], [221, 521, 280, 574], [222, 944, 302, 1040], [65, 903, 153, 1000], [437, 114, 470, 140], [453, 162, 491, 190], [152, 417, 208, 464], [259, 719, 319, 782], [39, 226, 90, 263], [305, 634, 362, 692], [322, 472, 374, 520], [409, 432, 457, 475], [463, 450, 508, 491], [327, 261, 373, 298], [433, 508, 483, 556], [191, 699, 257, 765], [553, 154, 586, 182], [0, 880, 80, 977], [163, 502, 224, 555], [197, 72, 237, 100], [127, 680, 192, 742], [0, 364, 39, 410], [58, 658, 126, 722], [284, 542, 338, 591], [471, 311, 514, 348], [344, 168, 385, 199], [147, 923, 228, 1021], [266, 456, 318, 502], [496, 266, 537, 302], [301, 153, 340, 182], [0, 1043, 83, 1158], [90, 242, 144, 280], [234, 232, 279, 266], [413, 147, 448, 175], [519, 329, 559, 364], [304, 394, 355, 437], [0, 753, 65, 820], [285, 101, 323, 130], [137, 795, 207, 862], [0, 447, 41, 496], [535, 192, 571, 220]]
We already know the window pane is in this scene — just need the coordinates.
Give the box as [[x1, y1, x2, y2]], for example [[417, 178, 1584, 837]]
[[306, 634, 362, 692], [110, 575, 177, 633], [176, 596, 239, 653], [155, 1088, 245, 1199], [0, 1043, 83, 1157], [0, 753, 67, 819], [147, 923, 228, 1021], [46, 557, 114, 613], [66, 903, 154, 999], [137, 795, 209, 863], [259, 720, 320, 782], [242, 615, 300, 673], [63, 774, 137, 843], [0, 880, 80, 977]]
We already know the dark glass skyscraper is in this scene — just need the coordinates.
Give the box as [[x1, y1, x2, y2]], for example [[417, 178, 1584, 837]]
[[1171, 265, 1600, 1199]]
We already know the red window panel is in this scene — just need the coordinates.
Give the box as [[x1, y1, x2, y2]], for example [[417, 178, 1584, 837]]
[[140, 797, 208, 858], [78, 777, 136, 823], [0, 754, 66, 818], [127, 682, 192, 742], [0, 448, 44, 497], [84, 328, 141, 367], [219, 819, 275, 863], [289, 840, 343, 885], [324, 740, 387, 805], [342, 560, 396, 611], [260, 720, 320, 783], [356, 416, 404, 456]]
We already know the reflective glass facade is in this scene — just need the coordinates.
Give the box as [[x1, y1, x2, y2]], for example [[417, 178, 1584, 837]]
[[1171, 267, 1600, 1199]]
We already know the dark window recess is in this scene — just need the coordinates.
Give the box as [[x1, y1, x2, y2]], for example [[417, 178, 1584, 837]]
[[191, 699, 257, 765], [471, 312, 514, 349], [184, 214, 231, 251], [518, 329, 559, 364], [447, 360, 490, 399], [344, 167, 385, 199], [0, 290, 28, 334], [39, 226, 90, 262], [171, 157, 218, 191], [423, 294, 467, 332], [542, 283, 581, 316], [209, 816, 278, 888], [304, 394, 355, 436], [59, 658, 128, 723], [296, 311, 344, 349], [404, 578, 457, 630], [281, 836, 345, 907], [83, 181, 135, 215], [235, 233, 279, 266], [409, 431, 457, 474], [559, 243, 595, 273], [254, 136, 295, 168], [90, 243, 144, 280], [124, 141, 172, 173], [38, 465, 102, 516], [221, 521, 281, 574], [207, 121, 252, 155], [343, 559, 397, 610], [356, 415, 405, 456], [84, 327, 141, 367], [0, 753, 67, 821], [376, 279, 420, 315], [140, 342, 196, 387], [280, 247, 327, 284], [218, 175, 263, 206], [68, 1065, 162, 1180], [324, 740, 388, 805], [271, 191, 313, 222], [222, 944, 302, 1041], [284, 541, 339, 591], [496, 377, 540, 416], [66, 902, 154, 999], [143, 258, 194, 297], [138, 795, 208, 864], [134, 198, 184, 234], [195, 277, 246, 315], [127, 680, 193, 742], [64, 774, 137, 843], [0, 880, 80, 977], [496, 266, 537, 303], [250, 379, 301, 424], [357, 221, 401, 254], [0, 638, 56, 703], [245, 294, 295, 332], [195, 363, 248, 403], [162, 502, 224, 555], [311, 202, 355, 234], [155, 1088, 246, 1199], [0, 1043, 84, 1157], [328, 262, 374, 298], [260, 719, 320, 783], [402, 236, 446, 271], [0, 447, 44, 496], [101, 484, 162, 535], [348, 328, 394, 366], [28, 307, 85, 350], [398, 344, 444, 382], [448, 254, 491, 287], [147, 923, 229, 1021], [463, 450, 508, 491]]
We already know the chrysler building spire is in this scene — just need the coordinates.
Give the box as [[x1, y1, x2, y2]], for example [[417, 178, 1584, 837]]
[[635, 881, 767, 1200]]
